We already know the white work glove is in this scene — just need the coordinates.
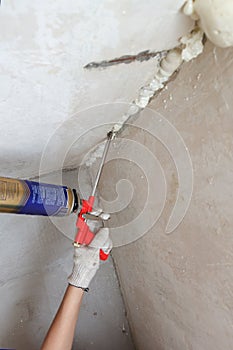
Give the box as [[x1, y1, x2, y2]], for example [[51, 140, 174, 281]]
[[68, 227, 112, 291]]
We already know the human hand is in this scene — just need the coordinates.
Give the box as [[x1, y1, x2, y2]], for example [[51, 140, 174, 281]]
[[68, 227, 112, 290]]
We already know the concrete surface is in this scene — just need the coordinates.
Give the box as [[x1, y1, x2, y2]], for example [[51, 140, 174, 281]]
[[0, 169, 134, 350], [100, 42, 233, 350], [0, 0, 193, 178], [2, 2, 233, 350]]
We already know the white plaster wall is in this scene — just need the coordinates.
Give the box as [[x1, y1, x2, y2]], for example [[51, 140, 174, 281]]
[[0, 2, 198, 349], [0, 0, 192, 178], [108, 42, 233, 349]]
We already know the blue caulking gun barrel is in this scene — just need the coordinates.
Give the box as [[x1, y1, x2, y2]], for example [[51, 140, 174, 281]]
[[0, 176, 79, 216], [0, 132, 114, 222]]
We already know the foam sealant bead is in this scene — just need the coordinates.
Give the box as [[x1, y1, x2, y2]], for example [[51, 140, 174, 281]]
[[87, 28, 205, 165], [134, 27, 205, 110], [183, 0, 233, 48]]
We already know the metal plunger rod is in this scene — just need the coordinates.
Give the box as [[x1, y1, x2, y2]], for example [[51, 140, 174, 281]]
[[91, 131, 114, 197], [74, 130, 115, 247]]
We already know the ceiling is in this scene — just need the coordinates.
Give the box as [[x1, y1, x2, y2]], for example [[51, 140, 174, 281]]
[[0, 0, 193, 178]]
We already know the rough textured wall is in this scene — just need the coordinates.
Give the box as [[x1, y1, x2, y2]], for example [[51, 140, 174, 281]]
[[106, 42, 233, 350], [0, 0, 192, 178]]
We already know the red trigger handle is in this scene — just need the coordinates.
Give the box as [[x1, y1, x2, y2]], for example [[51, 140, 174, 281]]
[[74, 196, 95, 246], [74, 196, 109, 261]]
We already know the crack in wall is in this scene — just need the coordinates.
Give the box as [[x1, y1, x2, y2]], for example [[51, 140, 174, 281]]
[[84, 49, 167, 70], [85, 27, 204, 162], [110, 28, 204, 135]]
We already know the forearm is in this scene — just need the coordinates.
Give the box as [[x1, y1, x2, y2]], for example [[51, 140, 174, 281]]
[[41, 285, 84, 350], [41, 228, 112, 349]]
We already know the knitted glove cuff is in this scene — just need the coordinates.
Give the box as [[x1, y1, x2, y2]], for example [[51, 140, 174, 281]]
[[68, 282, 89, 292], [67, 263, 98, 290]]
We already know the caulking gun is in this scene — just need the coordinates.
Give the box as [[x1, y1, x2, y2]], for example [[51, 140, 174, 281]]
[[73, 131, 114, 260], [0, 132, 114, 258]]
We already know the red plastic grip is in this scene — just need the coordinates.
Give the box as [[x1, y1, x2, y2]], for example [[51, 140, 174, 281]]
[[74, 196, 95, 245]]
